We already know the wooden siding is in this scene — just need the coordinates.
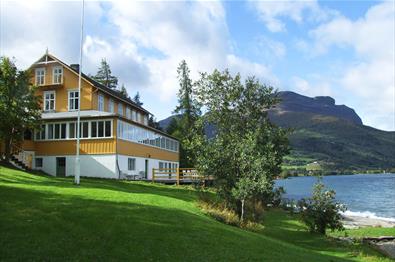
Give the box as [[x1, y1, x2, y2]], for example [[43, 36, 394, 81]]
[[34, 139, 116, 155], [117, 139, 179, 162], [32, 62, 93, 112]]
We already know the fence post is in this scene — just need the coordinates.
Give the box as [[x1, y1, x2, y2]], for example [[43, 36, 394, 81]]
[[176, 168, 180, 186], [152, 168, 155, 183]]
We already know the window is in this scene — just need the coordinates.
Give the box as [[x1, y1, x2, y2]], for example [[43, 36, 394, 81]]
[[117, 120, 179, 152], [118, 103, 123, 116], [159, 162, 164, 169], [128, 158, 136, 171], [91, 121, 97, 138], [35, 68, 45, 85], [48, 124, 54, 139], [52, 66, 63, 84], [132, 110, 137, 121], [98, 121, 104, 137], [35, 120, 112, 140], [68, 90, 79, 111], [35, 125, 46, 140], [126, 107, 131, 119], [98, 94, 104, 111], [35, 158, 43, 168], [69, 123, 76, 138], [143, 115, 148, 125], [137, 112, 141, 123], [105, 121, 111, 137], [108, 99, 114, 113], [43, 91, 55, 111], [79, 122, 89, 138]]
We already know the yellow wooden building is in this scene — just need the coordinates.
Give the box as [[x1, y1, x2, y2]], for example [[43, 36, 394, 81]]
[[14, 53, 179, 179]]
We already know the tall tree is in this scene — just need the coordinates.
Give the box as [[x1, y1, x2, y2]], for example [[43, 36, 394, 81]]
[[174, 60, 201, 128], [93, 58, 118, 89], [148, 115, 162, 130], [190, 70, 289, 219], [167, 60, 201, 167], [119, 84, 129, 99], [133, 92, 143, 106], [0, 57, 41, 161]]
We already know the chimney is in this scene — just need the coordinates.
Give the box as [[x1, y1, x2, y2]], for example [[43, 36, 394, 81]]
[[70, 64, 80, 72]]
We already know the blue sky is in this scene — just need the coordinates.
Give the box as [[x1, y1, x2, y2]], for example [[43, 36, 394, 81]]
[[1, 0, 394, 131]]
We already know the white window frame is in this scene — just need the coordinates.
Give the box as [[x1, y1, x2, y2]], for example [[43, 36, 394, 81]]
[[126, 107, 131, 119], [118, 103, 123, 116], [98, 94, 104, 111], [137, 112, 141, 123], [132, 110, 137, 121], [34, 119, 113, 141], [143, 115, 148, 125], [52, 66, 63, 84], [35, 157, 43, 168], [43, 90, 56, 111], [35, 68, 45, 86], [68, 90, 79, 111], [128, 158, 136, 171], [108, 99, 114, 113]]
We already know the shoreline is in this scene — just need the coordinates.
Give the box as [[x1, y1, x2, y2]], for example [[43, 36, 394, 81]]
[[342, 214, 395, 229]]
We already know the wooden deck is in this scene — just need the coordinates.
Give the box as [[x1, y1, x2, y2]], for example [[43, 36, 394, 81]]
[[151, 168, 213, 185]]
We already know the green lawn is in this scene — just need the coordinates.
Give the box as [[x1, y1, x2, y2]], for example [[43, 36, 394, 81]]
[[0, 165, 391, 261]]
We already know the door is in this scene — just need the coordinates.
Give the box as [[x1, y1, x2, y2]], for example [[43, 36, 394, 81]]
[[144, 159, 149, 179], [56, 157, 66, 177]]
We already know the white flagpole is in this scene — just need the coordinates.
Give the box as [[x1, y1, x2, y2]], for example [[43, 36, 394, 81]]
[[75, 0, 85, 185]]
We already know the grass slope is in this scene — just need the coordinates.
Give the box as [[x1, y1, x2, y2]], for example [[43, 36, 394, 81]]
[[0, 166, 391, 261]]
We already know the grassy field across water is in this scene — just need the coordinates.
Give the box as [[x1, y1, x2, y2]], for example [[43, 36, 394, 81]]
[[0, 165, 393, 261]]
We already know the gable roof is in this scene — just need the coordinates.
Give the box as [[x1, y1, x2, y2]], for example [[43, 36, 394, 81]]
[[32, 53, 151, 115]]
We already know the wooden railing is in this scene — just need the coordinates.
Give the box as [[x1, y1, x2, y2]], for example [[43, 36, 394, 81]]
[[151, 168, 210, 186]]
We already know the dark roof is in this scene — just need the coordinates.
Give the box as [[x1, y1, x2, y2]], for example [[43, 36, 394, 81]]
[[35, 53, 151, 115]]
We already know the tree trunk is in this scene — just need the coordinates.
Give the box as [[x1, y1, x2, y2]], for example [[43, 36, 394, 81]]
[[241, 199, 245, 222], [4, 137, 11, 162]]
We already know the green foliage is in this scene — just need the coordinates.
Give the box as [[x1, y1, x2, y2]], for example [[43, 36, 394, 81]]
[[132, 91, 143, 106], [148, 115, 162, 130], [167, 60, 202, 167], [93, 58, 118, 89], [298, 178, 346, 235], [119, 84, 129, 99], [0, 57, 41, 160], [190, 69, 289, 220]]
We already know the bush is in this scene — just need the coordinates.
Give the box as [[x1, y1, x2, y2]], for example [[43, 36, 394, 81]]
[[198, 193, 264, 232], [298, 178, 346, 235]]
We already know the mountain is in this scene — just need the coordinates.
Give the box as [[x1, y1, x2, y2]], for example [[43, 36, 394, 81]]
[[159, 91, 395, 173]]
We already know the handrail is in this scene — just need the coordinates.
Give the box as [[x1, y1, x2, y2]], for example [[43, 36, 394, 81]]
[[151, 168, 212, 186]]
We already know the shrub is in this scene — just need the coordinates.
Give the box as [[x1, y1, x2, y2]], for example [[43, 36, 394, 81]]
[[198, 193, 263, 231], [298, 178, 346, 235]]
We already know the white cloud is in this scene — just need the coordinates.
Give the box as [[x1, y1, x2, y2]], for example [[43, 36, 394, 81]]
[[1, 1, 278, 121], [251, 0, 332, 32], [291, 76, 332, 97], [309, 1, 395, 130]]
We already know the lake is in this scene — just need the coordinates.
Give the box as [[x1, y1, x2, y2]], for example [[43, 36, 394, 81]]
[[276, 173, 395, 221]]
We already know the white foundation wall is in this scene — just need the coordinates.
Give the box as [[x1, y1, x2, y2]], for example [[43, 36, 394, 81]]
[[117, 155, 179, 180], [34, 154, 118, 179]]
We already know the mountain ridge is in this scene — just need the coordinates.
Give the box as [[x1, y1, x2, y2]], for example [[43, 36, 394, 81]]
[[159, 91, 395, 172]]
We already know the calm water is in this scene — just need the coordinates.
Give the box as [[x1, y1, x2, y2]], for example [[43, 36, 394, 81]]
[[276, 174, 395, 220]]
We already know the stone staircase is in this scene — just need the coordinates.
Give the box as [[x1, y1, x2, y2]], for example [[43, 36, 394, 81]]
[[10, 155, 30, 171]]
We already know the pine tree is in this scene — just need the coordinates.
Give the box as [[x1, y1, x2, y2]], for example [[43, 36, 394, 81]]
[[133, 92, 143, 106], [93, 58, 118, 89], [167, 60, 201, 167], [148, 115, 162, 130], [119, 84, 129, 99], [174, 60, 200, 128]]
